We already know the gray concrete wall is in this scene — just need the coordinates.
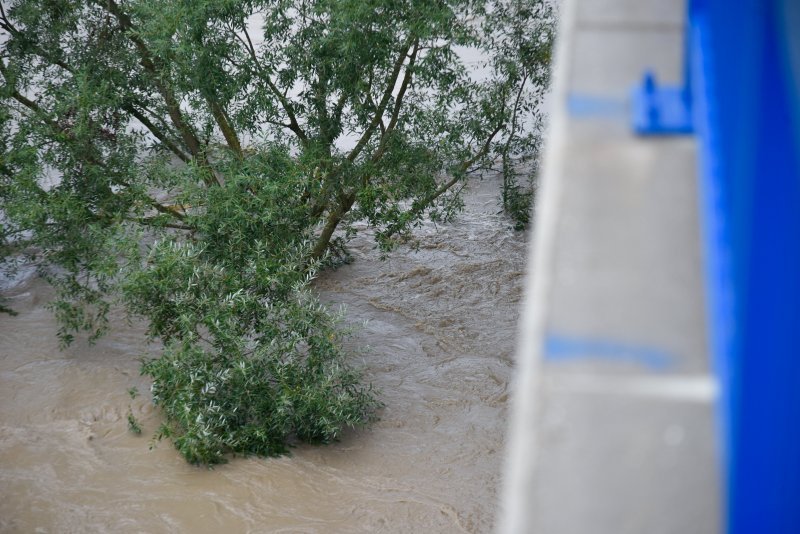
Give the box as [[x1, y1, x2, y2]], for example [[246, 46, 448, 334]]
[[499, 1, 720, 532]]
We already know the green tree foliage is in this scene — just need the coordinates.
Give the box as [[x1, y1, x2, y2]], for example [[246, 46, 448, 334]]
[[0, 0, 553, 464]]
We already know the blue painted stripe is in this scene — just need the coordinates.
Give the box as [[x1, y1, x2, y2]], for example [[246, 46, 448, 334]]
[[544, 333, 674, 371], [567, 94, 627, 118]]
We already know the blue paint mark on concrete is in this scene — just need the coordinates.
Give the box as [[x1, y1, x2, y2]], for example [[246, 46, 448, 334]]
[[567, 94, 627, 118], [544, 333, 674, 370]]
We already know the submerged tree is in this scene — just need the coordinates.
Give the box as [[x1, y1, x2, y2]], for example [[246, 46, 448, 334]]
[[0, 0, 553, 464]]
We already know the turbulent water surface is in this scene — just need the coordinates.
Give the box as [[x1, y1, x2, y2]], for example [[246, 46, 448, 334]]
[[0, 176, 527, 533]]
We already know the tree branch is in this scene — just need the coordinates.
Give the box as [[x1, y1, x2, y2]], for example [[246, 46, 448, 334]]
[[238, 25, 309, 146], [206, 98, 243, 157], [332, 91, 348, 128], [0, 3, 19, 36], [2, 63, 188, 223], [369, 38, 419, 165], [1, 77, 62, 134], [309, 192, 356, 260], [94, 0, 219, 186], [125, 216, 194, 230], [364, 92, 386, 136], [458, 120, 505, 172], [501, 73, 529, 160], [0, 8, 74, 76], [347, 37, 414, 163], [304, 37, 417, 224], [0, 22, 193, 165], [123, 103, 191, 162], [144, 198, 187, 220]]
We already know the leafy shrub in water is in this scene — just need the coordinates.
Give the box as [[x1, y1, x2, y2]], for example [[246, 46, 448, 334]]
[[122, 153, 379, 464], [143, 321, 377, 465]]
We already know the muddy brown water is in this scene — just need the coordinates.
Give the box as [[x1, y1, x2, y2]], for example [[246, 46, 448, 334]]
[[0, 176, 527, 533]]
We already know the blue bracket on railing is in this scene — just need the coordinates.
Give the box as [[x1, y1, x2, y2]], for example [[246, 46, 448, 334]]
[[632, 12, 695, 136], [632, 71, 694, 135]]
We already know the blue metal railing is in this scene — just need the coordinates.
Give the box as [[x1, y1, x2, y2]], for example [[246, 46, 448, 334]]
[[634, 1, 800, 532]]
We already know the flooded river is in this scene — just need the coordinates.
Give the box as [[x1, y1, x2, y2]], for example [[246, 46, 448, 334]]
[[0, 176, 528, 533]]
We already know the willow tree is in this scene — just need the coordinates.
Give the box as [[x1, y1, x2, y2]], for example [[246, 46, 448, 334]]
[[0, 0, 553, 464]]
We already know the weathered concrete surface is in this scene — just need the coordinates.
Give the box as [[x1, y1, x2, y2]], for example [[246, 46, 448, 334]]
[[500, 0, 720, 532]]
